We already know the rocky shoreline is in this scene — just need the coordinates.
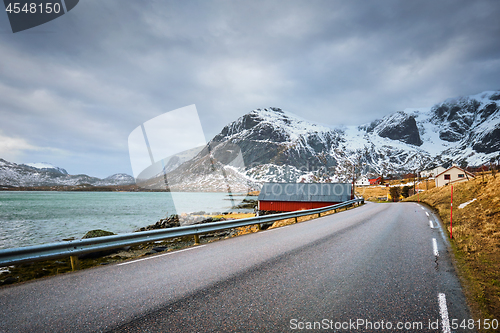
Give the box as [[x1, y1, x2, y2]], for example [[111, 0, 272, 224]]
[[136, 213, 229, 231]]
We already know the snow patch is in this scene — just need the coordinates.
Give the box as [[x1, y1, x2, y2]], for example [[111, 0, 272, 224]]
[[25, 162, 58, 169], [458, 198, 477, 209]]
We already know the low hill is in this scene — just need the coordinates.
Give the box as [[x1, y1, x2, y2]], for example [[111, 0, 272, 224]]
[[0, 158, 135, 187], [405, 173, 500, 320]]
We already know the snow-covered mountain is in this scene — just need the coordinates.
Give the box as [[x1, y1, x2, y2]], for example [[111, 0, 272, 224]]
[[353, 90, 500, 172], [96, 173, 136, 186], [3, 90, 498, 189], [0, 159, 135, 187], [24, 162, 69, 175], [147, 90, 500, 188], [209, 107, 343, 183], [204, 106, 432, 183]]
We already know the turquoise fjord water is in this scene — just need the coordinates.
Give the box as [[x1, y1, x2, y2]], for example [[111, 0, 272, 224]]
[[0, 191, 247, 249]]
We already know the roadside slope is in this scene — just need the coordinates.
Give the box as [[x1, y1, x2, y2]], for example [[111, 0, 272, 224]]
[[406, 173, 500, 321]]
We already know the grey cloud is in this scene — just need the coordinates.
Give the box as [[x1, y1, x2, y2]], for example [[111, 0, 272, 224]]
[[0, 0, 499, 177]]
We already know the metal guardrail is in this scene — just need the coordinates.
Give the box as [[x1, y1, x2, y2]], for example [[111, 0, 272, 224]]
[[0, 198, 363, 267]]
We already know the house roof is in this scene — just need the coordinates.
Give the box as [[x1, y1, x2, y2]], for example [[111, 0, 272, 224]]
[[422, 166, 446, 175], [356, 176, 369, 182], [435, 165, 475, 178], [258, 182, 352, 202]]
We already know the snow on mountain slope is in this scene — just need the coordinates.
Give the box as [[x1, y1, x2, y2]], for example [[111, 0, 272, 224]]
[[3, 91, 499, 189], [24, 162, 68, 175], [192, 90, 500, 184], [391, 91, 498, 167], [210, 107, 343, 182], [97, 173, 136, 186]]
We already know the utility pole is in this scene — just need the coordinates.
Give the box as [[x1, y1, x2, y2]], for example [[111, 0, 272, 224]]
[[352, 165, 355, 199], [413, 170, 416, 197]]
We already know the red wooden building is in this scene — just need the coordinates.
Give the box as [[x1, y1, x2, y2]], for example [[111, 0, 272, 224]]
[[258, 182, 353, 212], [369, 177, 382, 185]]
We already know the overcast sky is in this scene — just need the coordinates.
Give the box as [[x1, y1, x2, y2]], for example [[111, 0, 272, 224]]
[[1, 0, 500, 178]]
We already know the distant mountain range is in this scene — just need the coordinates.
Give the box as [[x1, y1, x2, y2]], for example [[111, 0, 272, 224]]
[[141, 90, 500, 191], [0, 159, 135, 187], [2, 90, 499, 190]]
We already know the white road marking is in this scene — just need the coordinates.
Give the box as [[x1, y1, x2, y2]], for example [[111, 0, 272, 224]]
[[117, 245, 206, 266], [429, 220, 434, 229], [425, 212, 429, 217], [438, 293, 451, 333], [433, 238, 439, 256], [421, 207, 425, 210]]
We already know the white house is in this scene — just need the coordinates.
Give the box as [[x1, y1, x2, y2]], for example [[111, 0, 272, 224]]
[[355, 176, 370, 186], [421, 166, 446, 178], [435, 166, 475, 187]]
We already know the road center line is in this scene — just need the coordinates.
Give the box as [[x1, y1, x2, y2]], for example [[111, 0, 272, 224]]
[[421, 207, 425, 210], [432, 238, 439, 256], [117, 245, 206, 266], [429, 220, 434, 228], [425, 212, 429, 217], [438, 293, 451, 333]]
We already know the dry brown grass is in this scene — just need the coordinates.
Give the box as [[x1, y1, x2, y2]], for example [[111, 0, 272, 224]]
[[357, 179, 436, 202], [356, 186, 389, 201], [420, 178, 437, 190], [213, 212, 256, 219], [405, 174, 500, 323], [234, 224, 261, 236]]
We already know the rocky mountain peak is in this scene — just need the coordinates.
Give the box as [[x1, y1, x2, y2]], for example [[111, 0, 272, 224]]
[[372, 111, 423, 146], [207, 92, 500, 183], [429, 91, 500, 143]]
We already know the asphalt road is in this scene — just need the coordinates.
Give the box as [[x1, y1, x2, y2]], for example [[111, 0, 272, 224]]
[[0, 202, 472, 332]]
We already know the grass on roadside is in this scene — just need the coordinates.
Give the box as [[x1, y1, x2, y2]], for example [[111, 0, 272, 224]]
[[356, 178, 436, 202], [356, 186, 389, 201], [405, 173, 500, 325]]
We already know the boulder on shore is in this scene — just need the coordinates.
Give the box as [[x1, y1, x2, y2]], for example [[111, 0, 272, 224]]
[[82, 229, 116, 239], [79, 229, 119, 259]]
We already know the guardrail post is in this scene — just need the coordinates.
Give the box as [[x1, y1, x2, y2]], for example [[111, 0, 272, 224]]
[[193, 234, 200, 245], [294, 216, 298, 223], [256, 223, 262, 231], [70, 255, 80, 271], [318, 212, 321, 218]]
